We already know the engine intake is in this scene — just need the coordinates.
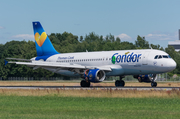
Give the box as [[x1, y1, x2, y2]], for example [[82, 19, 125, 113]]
[[84, 69, 105, 82]]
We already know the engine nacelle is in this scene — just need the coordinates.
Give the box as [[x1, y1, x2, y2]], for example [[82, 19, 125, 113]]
[[84, 69, 106, 83], [133, 74, 157, 82]]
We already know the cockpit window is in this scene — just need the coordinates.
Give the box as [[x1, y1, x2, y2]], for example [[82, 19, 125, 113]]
[[154, 55, 171, 59], [158, 55, 162, 59], [163, 55, 168, 58], [154, 55, 158, 59], [168, 55, 171, 58]]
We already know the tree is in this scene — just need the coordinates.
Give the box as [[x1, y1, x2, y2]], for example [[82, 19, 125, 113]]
[[116, 37, 121, 43], [165, 45, 175, 59], [135, 36, 149, 49], [80, 36, 83, 42]]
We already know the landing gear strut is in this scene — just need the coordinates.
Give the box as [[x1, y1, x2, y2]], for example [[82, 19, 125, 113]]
[[115, 76, 125, 87], [80, 80, 90, 87]]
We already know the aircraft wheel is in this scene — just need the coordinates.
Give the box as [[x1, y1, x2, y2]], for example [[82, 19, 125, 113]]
[[80, 80, 90, 87], [115, 80, 120, 87], [86, 81, 90, 87], [151, 82, 157, 87], [138, 77, 142, 82], [115, 80, 125, 87]]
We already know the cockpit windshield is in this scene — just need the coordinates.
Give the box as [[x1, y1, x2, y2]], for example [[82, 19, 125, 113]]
[[154, 55, 171, 59], [154, 55, 158, 59], [158, 55, 162, 59], [163, 55, 168, 58]]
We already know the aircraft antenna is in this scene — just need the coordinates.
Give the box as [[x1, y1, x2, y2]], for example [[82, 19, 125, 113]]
[[150, 44, 153, 49]]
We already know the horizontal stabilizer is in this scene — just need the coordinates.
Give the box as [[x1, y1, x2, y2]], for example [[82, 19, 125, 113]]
[[6, 58, 31, 62], [4, 60, 8, 66]]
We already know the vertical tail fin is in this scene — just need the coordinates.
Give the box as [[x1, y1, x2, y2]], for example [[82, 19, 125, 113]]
[[32, 21, 59, 57]]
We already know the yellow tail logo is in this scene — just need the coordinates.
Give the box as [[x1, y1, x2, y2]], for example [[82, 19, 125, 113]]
[[34, 32, 47, 47]]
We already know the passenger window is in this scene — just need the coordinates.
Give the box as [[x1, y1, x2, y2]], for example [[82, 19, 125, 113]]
[[154, 55, 158, 59], [158, 55, 162, 59]]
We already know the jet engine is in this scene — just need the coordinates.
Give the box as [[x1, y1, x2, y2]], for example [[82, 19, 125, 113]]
[[133, 74, 157, 83], [84, 69, 106, 83]]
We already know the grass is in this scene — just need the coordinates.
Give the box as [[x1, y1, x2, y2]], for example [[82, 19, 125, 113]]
[[1, 88, 180, 98], [0, 81, 180, 118], [0, 96, 180, 119]]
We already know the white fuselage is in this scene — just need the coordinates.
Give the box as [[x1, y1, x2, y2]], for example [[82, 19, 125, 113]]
[[31, 49, 176, 77]]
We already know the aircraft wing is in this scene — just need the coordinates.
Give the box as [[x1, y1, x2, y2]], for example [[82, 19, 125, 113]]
[[6, 60, 112, 72]]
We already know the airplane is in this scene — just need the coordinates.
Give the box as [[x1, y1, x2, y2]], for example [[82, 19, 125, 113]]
[[5, 21, 177, 87]]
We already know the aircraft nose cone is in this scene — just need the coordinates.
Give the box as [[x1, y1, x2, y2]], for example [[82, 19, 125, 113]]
[[168, 60, 176, 71]]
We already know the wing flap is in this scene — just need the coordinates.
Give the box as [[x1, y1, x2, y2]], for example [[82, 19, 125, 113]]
[[15, 61, 86, 69]]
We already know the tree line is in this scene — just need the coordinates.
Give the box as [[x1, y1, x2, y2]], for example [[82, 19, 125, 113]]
[[0, 32, 179, 79]]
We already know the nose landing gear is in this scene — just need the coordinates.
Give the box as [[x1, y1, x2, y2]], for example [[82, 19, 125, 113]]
[[151, 81, 157, 87], [149, 74, 157, 87]]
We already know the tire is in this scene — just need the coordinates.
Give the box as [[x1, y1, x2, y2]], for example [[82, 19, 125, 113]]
[[115, 80, 120, 87], [80, 80, 90, 87], [151, 82, 157, 87], [115, 80, 125, 87], [138, 77, 142, 82], [80, 80, 86, 87], [154, 82, 157, 87], [120, 80, 125, 87], [86, 81, 90, 87]]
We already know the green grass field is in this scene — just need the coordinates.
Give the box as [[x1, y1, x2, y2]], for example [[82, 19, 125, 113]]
[[0, 95, 180, 119]]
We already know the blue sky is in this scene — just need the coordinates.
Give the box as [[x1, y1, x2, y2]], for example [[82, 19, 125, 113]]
[[1, 0, 180, 48]]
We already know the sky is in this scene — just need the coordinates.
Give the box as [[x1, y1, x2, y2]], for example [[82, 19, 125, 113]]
[[1, 0, 180, 48]]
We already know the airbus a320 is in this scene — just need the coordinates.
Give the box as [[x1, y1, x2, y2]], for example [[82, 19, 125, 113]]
[[5, 22, 177, 87]]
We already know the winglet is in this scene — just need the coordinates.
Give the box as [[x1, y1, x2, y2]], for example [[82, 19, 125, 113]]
[[4, 60, 8, 66]]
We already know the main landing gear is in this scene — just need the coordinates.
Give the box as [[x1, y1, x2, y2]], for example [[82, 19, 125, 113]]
[[80, 80, 90, 87], [115, 76, 125, 87]]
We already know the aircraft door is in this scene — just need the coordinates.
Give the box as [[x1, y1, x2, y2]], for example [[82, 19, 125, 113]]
[[142, 51, 150, 65]]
